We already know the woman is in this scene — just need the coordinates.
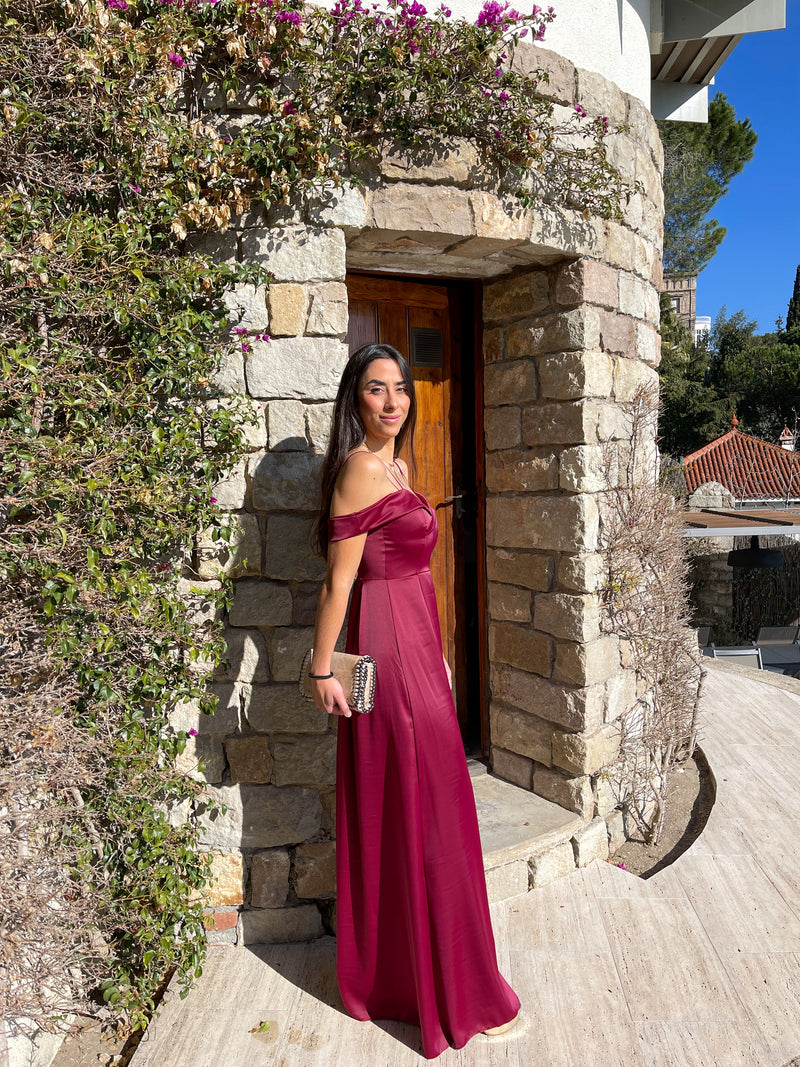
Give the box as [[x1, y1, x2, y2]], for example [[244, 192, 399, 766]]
[[310, 343, 520, 1059]]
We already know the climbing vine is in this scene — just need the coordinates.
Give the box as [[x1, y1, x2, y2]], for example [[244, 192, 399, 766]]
[[0, 0, 633, 1037]]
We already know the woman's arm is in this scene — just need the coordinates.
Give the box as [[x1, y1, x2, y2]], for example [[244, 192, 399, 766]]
[[310, 534, 367, 718], [311, 452, 388, 716]]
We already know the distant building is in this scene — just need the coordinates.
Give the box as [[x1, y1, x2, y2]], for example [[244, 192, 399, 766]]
[[663, 274, 697, 334], [694, 316, 711, 344], [683, 416, 800, 507]]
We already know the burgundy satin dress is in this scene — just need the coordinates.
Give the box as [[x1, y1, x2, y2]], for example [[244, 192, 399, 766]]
[[329, 487, 519, 1060]]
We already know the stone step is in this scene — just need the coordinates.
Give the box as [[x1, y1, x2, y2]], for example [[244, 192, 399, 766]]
[[471, 771, 585, 903]]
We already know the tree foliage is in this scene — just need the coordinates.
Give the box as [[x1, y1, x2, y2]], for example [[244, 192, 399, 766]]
[[787, 264, 800, 334], [659, 92, 756, 277], [657, 293, 733, 456]]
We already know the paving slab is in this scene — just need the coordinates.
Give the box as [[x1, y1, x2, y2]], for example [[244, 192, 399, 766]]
[[131, 667, 800, 1066]]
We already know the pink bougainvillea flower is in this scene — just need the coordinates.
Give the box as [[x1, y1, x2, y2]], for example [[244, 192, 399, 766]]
[[106, 0, 130, 9], [275, 8, 302, 23], [282, 99, 297, 115], [210, 497, 218, 504], [167, 52, 186, 67], [438, 3, 451, 13], [189, 728, 198, 736]]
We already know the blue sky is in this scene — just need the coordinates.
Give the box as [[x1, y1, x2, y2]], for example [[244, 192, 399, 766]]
[[693, 7, 800, 334]]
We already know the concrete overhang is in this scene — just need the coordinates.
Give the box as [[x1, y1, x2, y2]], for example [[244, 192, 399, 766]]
[[650, 0, 785, 120]]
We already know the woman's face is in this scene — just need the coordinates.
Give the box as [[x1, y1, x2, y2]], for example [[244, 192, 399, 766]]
[[357, 358, 412, 445]]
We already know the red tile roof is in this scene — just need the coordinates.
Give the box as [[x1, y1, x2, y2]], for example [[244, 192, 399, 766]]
[[683, 428, 800, 501]]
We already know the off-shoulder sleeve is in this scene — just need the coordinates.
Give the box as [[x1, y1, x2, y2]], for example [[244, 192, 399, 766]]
[[328, 491, 418, 543]]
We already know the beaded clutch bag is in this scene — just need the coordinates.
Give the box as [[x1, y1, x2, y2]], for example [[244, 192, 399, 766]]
[[299, 649, 377, 715]]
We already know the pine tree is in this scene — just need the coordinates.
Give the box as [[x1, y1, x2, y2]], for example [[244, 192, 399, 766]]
[[787, 265, 800, 332]]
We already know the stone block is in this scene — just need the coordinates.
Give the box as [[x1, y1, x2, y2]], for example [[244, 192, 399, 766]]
[[483, 272, 550, 324], [507, 308, 600, 357], [216, 627, 269, 683], [229, 580, 293, 627], [199, 784, 322, 849], [306, 402, 335, 453], [484, 360, 538, 407], [576, 67, 627, 123], [606, 808, 626, 852], [485, 407, 521, 451], [212, 347, 246, 396], [206, 921, 238, 946], [552, 724, 621, 775], [534, 765, 594, 819], [250, 451, 324, 512], [605, 668, 638, 722], [187, 231, 238, 263], [636, 322, 661, 367], [594, 774, 620, 817], [486, 494, 599, 553], [177, 577, 223, 627], [175, 733, 226, 784], [306, 183, 368, 231], [294, 840, 336, 899], [618, 272, 649, 321], [263, 514, 325, 581], [381, 137, 479, 183], [469, 191, 533, 242], [489, 621, 551, 675], [529, 840, 575, 888], [597, 311, 635, 356], [557, 553, 604, 594], [603, 222, 636, 271], [293, 581, 322, 627], [225, 736, 273, 784], [534, 593, 600, 642], [240, 904, 324, 944], [483, 327, 505, 364], [485, 448, 558, 493], [320, 787, 336, 835], [371, 183, 474, 236], [488, 582, 531, 623], [268, 626, 315, 683], [511, 42, 576, 104], [490, 746, 534, 790], [484, 860, 529, 903], [244, 683, 329, 734], [267, 399, 307, 450], [522, 400, 595, 447], [613, 358, 659, 407], [223, 283, 269, 330], [491, 664, 605, 732], [559, 444, 607, 493], [271, 734, 337, 786], [554, 636, 620, 689], [170, 683, 242, 735], [572, 816, 610, 867], [241, 226, 346, 282], [487, 548, 553, 591], [554, 259, 619, 310], [538, 351, 614, 400], [306, 282, 349, 336], [250, 848, 291, 908], [211, 465, 248, 510], [266, 283, 308, 336], [246, 336, 348, 400], [200, 851, 244, 907], [489, 702, 552, 765]]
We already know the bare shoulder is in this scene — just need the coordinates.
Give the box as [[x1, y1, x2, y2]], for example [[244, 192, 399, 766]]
[[331, 451, 391, 516], [395, 456, 410, 481]]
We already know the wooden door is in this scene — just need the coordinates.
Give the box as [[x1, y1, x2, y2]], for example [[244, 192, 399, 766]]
[[345, 273, 478, 742]]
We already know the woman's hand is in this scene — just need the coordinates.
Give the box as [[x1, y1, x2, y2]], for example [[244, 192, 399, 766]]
[[312, 675, 352, 718], [443, 654, 452, 688]]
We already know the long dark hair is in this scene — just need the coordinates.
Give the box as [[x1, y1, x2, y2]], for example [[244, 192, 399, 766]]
[[314, 343, 417, 557]]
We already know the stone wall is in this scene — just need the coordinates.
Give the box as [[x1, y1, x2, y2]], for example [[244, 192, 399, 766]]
[[176, 38, 664, 942]]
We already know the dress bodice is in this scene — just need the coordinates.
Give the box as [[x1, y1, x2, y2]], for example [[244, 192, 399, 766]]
[[328, 489, 438, 581]]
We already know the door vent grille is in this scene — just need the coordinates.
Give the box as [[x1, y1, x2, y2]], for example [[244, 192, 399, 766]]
[[411, 327, 444, 368]]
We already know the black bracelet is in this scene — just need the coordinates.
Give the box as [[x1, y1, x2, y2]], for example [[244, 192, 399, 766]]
[[308, 670, 334, 679]]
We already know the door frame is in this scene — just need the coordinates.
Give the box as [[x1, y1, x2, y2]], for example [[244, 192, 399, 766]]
[[345, 271, 490, 755]]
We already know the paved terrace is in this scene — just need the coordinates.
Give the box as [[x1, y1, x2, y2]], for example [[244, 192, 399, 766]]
[[132, 668, 800, 1066]]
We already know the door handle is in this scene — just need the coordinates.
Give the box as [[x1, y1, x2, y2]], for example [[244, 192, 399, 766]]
[[436, 491, 472, 520]]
